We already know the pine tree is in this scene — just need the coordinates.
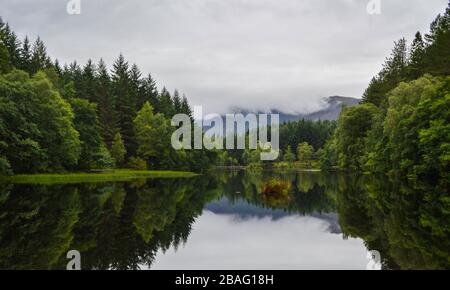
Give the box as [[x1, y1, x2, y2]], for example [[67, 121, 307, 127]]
[[95, 58, 117, 147], [181, 95, 193, 118], [80, 59, 96, 102], [173, 90, 182, 112], [112, 54, 137, 157], [0, 18, 10, 73], [157, 87, 175, 117], [362, 38, 409, 107], [422, 5, 450, 75], [408, 32, 425, 79], [129, 63, 142, 110], [54, 59, 62, 76], [68, 61, 83, 94], [3, 23, 21, 68], [19, 36, 31, 72], [30, 37, 51, 73], [138, 73, 159, 110]]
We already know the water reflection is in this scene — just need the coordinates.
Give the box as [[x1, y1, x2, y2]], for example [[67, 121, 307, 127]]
[[0, 170, 448, 269]]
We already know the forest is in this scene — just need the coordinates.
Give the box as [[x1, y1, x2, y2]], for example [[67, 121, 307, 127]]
[[0, 16, 337, 175], [0, 4, 449, 181], [320, 5, 450, 188], [0, 17, 218, 175]]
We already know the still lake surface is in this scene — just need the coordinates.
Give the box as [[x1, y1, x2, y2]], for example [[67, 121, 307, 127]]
[[0, 170, 448, 269]]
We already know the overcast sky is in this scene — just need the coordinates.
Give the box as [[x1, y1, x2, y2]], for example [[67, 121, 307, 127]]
[[0, 0, 448, 114]]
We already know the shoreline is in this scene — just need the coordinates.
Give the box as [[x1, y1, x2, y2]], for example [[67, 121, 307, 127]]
[[0, 169, 199, 185]]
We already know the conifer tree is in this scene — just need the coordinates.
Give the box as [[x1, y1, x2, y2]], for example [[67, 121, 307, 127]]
[[181, 94, 193, 118], [157, 87, 175, 117], [408, 32, 425, 79], [173, 90, 182, 112], [3, 24, 21, 68], [95, 58, 117, 147], [138, 73, 159, 110], [19, 36, 31, 72], [30, 37, 51, 73], [0, 18, 10, 73], [80, 59, 96, 102], [112, 54, 137, 157]]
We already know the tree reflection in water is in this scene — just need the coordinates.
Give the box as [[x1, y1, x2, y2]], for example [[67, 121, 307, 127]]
[[0, 170, 448, 269]]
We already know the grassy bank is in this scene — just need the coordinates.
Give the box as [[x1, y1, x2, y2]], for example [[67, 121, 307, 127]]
[[0, 169, 198, 184]]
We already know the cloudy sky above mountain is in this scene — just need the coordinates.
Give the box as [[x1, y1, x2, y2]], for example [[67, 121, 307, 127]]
[[0, 0, 448, 114]]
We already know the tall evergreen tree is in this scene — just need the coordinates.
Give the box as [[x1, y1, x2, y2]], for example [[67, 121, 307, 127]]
[[112, 54, 137, 157], [129, 63, 143, 110], [80, 59, 96, 102], [30, 37, 51, 73], [95, 58, 117, 147], [19, 36, 31, 72], [157, 87, 175, 117], [422, 5, 450, 76], [138, 73, 159, 110], [3, 23, 21, 68], [408, 32, 425, 79], [181, 95, 193, 118], [0, 18, 10, 73], [172, 90, 182, 112]]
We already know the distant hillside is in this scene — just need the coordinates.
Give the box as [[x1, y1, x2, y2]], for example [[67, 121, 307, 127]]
[[227, 96, 359, 123], [203, 96, 359, 135]]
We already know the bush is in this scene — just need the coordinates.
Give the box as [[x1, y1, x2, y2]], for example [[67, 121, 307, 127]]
[[127, 157, 148, 170], [93, 145, 116, 169]]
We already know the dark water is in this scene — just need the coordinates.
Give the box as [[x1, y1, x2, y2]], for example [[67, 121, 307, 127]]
[[0, 170, 448, 270]]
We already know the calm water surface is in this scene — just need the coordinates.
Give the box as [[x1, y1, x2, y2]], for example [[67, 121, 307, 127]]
[[0, 170, 448, 269]]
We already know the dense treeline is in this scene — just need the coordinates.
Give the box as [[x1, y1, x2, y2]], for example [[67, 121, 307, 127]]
[[0, 17, 215, 174], [216, 119, 335, 167], [321, 5, 450, 188]]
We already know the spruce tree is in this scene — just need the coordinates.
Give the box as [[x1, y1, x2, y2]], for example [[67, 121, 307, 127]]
[[80, 59, 96, 102], [3, 24, 21, 68], [20, 36, 31, 72], [112, 54, 137, 157], [157, 87, 175, 117], [181, 95, 193, 118], [30, 37, 51, 73], [0, 18, 10, 73], [139, 73, 159, 110], [173, 90, 182, 112], [129, 63, 143, 110], [408, 32, 425, 79], [95, 58, 117, 147]]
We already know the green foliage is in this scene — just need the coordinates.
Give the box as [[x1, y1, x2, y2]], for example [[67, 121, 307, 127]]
[[110, 132, 126, 166], [93, 145, 115, 169], [282, 145, 296, 162], [128, 157, 148, 170], [297, 142, 314, 163], [327, 74, 449, 185], [0, 70, 81, 173], [69, 98, 103, 169], [134, 102, 170, 165], [333, 103, 380, 170]]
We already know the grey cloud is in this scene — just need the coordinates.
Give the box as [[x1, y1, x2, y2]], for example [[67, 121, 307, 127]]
[[0, 0, 448, 114]]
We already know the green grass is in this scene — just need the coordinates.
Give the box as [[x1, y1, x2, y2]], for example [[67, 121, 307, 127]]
[[0, 169, 198, 185]]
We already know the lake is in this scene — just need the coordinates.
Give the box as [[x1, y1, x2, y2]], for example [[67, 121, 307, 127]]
[[0, 170, 448, 270]]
